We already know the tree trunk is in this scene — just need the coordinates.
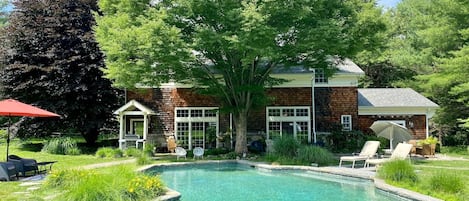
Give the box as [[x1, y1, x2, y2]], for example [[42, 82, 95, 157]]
[[234, 112, 248, 154], [82, 127, 99, 146]]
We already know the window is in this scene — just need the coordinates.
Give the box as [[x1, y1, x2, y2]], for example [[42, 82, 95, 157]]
[[314, 69, 328, 84], [341, 115, 352, 131], [266, 106, 311, 143], [174, 107, 218, 150]]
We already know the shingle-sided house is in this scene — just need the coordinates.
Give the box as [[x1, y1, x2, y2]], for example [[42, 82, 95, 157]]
[[115, 59, 439, 150]]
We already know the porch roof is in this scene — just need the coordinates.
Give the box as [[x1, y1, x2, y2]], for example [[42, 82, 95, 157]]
[[113, 99, 156, 115], [358, 88, 439, 108]]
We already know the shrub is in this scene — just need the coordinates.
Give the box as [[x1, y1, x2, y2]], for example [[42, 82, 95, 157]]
[[113, 149, 124, 158], [95, 147, 112, 158], [297, 145, 335, 166], [325, 129, 368, 153], [143, 144, 154, 157], [136, 154, 152, 165], [44, 167, 165, 201], [205, 148, 230, 156], [378, 160, 417, 183], [95, 147, 123, 158], [124, 148, 141, 157], [429, 171, 464, 193], [42, 137, 79, 155], [224, 152, 238, 159], [273, 137, 300, 158]]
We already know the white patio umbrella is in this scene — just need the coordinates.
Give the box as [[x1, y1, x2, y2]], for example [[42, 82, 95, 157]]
[[370, 121, 412, 150]]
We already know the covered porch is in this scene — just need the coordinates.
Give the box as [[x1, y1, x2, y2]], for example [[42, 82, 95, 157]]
[[113, 100, 156, 149]]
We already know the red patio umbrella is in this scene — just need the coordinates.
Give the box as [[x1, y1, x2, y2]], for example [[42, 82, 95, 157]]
[[0, 99, 60, 161]]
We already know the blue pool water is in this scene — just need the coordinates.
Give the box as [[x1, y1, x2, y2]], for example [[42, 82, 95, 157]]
[[147, 162, 407, 201]]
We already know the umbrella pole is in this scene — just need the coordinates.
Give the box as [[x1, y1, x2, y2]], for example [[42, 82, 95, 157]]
[[6, 116, 11, 161], [390, 126, 394, 151]]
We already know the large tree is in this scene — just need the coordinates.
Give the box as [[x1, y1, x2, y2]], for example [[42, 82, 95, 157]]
[[384, 0, 469, 144], [0, 0, 119, 144], [96, 0, 385, 153]]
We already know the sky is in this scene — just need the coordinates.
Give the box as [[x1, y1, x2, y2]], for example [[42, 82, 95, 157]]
[[377, 0, 401, 8]]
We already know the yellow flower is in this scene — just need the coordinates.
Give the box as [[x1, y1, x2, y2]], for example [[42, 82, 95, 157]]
[[128, 188, 134, 193]]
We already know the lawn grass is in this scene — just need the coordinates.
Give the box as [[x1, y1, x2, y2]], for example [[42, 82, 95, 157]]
[[0, 140, 139, 200], [2, 138, 469, 201], [388, 158, 469, 201]]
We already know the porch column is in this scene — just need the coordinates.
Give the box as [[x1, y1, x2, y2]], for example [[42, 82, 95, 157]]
[[119, 113, 125, 149], [143, 113, 149, 149]]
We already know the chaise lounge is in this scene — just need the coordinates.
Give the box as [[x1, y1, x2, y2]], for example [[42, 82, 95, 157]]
[[339, 141, 380, 168], [365, 143, 413, 167]]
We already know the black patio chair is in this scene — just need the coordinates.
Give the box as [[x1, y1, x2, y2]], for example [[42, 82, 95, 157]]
[[7, 155, 38, 177]]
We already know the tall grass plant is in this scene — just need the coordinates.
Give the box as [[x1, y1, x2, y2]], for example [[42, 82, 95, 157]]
[[44, 166, 165, 201], [378, 160, 417, 183], [297, 145, 335, 166], [273, 137, 300, 158], [429, 171, 464, 194], [42, 137, 80, 155]]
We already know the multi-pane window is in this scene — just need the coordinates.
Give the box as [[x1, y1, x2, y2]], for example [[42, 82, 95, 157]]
[[341, 115, 352, 131], [314, 69, 328, 84], [176, 122, 189, 147], [174, 107, 218, 150], [266, 107, 311, 143]]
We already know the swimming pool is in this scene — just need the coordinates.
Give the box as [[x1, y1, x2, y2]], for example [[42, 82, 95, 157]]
[[147, 162, 409, 201]]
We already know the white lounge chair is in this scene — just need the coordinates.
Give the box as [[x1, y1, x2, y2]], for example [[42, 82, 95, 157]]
[[193, 147, 204, 159], [339, 141, 380, 168], [175, 147, 187, 160], [365, 143, 413, 167]]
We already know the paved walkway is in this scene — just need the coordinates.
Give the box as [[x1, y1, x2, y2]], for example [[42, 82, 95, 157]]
[[80, 159, 136, 169]]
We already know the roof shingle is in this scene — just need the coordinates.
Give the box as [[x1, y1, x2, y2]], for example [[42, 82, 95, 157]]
[[358, 88, 439, 107]]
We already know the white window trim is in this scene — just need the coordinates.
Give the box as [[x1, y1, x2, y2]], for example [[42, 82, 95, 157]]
[[314, 69, 328, 84], [266, 106, 311, 143], [129, 118, 144, 136], [341, 115, 352, 131], [174, 107, 219, 150]]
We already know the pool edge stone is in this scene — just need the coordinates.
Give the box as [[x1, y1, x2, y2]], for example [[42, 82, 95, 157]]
[[144, 160, 442, 201]]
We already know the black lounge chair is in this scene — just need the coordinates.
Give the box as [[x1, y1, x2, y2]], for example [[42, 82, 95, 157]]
[[7, 155, 38, 177], [0, 162, 17, 181]]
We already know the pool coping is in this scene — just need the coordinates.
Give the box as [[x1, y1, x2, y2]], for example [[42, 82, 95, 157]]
[[140, 160, 442, 201]]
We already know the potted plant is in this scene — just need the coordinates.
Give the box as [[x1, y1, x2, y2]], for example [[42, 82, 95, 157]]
[[417, 136, 438, 156]]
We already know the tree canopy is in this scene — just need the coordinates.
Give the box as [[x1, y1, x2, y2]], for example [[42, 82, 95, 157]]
[[96, 0, 385, 153], [0, 0, 119, 144]]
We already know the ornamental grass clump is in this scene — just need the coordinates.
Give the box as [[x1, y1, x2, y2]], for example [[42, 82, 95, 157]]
[[44, 167, 165, 201], [429, 171, 465, 194], [273, 137, 300, 158], [297, 145, 335, 166], [42, 137, 80, 155], [136, 153, 152, 165], [378, 160, 418, 183]]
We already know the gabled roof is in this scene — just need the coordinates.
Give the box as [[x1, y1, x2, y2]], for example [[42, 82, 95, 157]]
[[272, 58, 364, 75], [334, 58, 364, 74], [113, 99, 156, 115], [358, 88, 439, 108]]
